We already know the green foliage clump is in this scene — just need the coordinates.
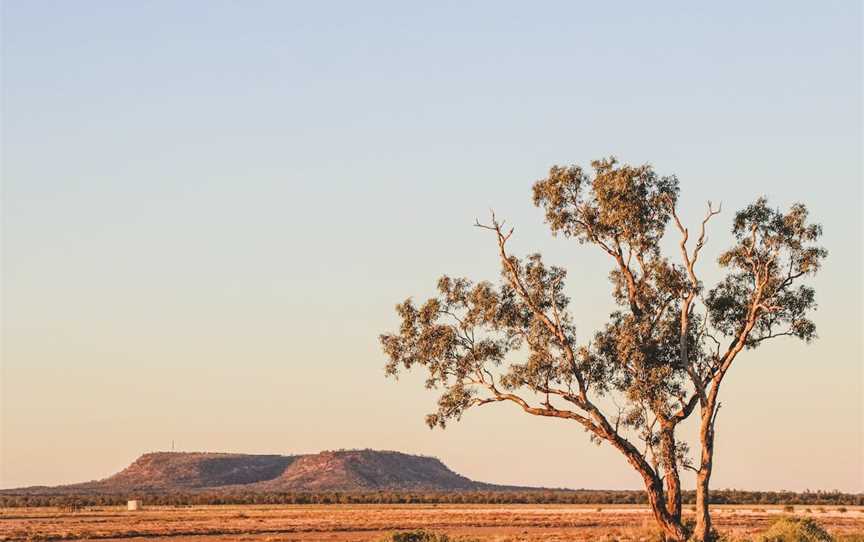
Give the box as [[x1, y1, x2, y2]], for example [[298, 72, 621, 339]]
[[754, 517, 832, 542], [379, 531, 477, 542]]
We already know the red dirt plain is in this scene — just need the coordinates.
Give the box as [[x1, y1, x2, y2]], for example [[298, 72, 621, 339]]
[[2, 504, 862, 541]]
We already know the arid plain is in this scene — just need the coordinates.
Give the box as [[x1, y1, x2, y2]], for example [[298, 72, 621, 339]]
[[2, 504, 864, 541]]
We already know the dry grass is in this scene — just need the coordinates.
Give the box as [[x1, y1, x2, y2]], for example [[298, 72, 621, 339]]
[[0, 504, 862, 541]]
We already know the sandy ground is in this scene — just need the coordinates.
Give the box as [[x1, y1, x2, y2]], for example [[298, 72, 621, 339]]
[[1, 504, 862, 541]]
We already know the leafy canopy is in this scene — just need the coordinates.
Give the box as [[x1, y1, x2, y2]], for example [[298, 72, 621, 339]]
[[380, 157, 825, 480]]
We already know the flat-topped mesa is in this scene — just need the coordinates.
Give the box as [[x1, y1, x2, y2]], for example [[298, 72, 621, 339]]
[[249, 449, 486, 492], [3, 449, 533, 494]]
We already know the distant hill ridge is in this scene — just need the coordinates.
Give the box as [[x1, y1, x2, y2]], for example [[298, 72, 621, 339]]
[[6, 449, 530, 494]]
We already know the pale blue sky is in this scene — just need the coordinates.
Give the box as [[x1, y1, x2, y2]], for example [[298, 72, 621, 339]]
[[2, 1, 862, 492]]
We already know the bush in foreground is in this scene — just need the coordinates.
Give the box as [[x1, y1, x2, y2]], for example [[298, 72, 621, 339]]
[[379, 531, 479, 542], [754, 517, 832, 542]]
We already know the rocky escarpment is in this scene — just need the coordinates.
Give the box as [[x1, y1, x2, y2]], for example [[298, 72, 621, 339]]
[[4, 449, 529, 494], [248, 449, 490, 491]]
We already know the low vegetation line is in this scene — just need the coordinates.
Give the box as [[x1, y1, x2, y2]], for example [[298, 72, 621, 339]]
[[1, 489, 861, 508]]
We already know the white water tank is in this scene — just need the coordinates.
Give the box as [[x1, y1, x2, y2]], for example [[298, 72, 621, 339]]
[[127, 500, 141, 511]]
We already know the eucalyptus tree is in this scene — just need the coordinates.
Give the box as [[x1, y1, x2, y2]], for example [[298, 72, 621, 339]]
[[379, 158, 825, 541]]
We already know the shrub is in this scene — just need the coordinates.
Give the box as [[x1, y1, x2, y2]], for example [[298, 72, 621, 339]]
[[379, 531, 478, 542], [836, 507, 847, 513], [754, 517, 832, 542], [381, 532, 447, 542], [783, 505, 795, 513], [682, 518, 722, 542]]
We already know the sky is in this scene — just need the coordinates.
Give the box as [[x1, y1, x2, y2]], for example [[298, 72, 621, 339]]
[[1, 1, 862, 493]]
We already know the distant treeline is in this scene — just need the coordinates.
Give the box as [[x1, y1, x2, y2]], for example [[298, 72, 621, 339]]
[[1, 490, 861, 508]]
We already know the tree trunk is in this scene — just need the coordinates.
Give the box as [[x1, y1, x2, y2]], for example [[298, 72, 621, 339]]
[[602, 425, 688, 541], [660, 426, 683, 523], [694, 407, 717, 541], [644, 477, 688, 541], [695, 467, 712, 541]]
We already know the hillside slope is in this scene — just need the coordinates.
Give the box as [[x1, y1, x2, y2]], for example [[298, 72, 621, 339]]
[[4, 450, 527, 494], [248, 450, 490, 491], [78, 452, 295, 491]]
